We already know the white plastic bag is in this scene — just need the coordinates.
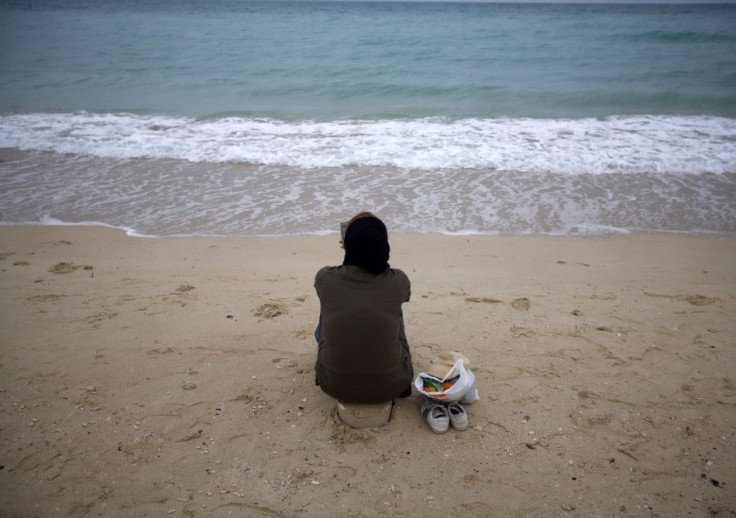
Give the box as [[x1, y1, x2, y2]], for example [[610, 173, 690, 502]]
[[414, 359, 479, 403]]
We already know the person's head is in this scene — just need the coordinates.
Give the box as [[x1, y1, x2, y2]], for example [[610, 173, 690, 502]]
[[342, 212, 390, 274]]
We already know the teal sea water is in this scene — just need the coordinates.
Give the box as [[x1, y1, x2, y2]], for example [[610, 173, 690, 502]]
[[1, 0, 735, 236]]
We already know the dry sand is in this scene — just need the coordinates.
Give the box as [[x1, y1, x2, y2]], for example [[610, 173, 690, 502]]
[[0, 225, 734, 517]]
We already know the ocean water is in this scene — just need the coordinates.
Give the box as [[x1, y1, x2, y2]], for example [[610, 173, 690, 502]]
[[1, 0, 735, 237]]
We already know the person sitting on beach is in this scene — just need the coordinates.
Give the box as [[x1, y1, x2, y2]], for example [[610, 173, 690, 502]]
[[314, 212, 413, 404]]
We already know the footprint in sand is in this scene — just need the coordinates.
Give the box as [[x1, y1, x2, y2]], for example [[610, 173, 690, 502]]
[[643, 292, 721, 306], [294, 329, 311, 340], [49, 262, 93, 274], [28, 294, 64, 303], [272, 357, 298, 369], [49, 262, 79, 274], [465, 297, 503, 304], [510, 325, 534, 338], [511, 297, 530, 311], [85, 311, 119, 326], [253, 301, 287, 319]]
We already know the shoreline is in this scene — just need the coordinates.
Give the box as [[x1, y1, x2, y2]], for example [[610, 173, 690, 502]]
[[2, 221, 736, 241], [3, 145, 736, 238], [1, 225, 734, 516]]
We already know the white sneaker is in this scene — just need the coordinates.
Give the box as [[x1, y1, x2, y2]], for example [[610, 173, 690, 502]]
[[447, 402, 468, 431], [420, 398, 449, 433]]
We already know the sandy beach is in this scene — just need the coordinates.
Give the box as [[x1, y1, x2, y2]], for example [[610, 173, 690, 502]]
[[0, 225, 734, 517]]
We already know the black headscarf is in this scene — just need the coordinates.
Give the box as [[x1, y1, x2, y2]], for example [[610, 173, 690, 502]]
[[343, 216, 390, 274]]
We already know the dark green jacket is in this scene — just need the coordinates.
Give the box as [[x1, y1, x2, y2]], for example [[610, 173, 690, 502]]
[[314, 265, 413, 404]]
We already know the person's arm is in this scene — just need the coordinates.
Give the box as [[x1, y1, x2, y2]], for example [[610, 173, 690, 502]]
[[396, 269, 411, 303], [314, 265, 331, 297]]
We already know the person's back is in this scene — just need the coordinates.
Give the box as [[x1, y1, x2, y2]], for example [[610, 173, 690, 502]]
[[314, 214, 413, 404]]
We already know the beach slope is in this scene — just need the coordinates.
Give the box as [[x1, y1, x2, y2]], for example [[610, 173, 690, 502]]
[[1, 226, 734, 516]]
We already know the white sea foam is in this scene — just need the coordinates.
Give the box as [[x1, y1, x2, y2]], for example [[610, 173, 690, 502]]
[[38, 217, 152, 238], [2, 125, 735, 237], [1, 112, 734, 175]]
